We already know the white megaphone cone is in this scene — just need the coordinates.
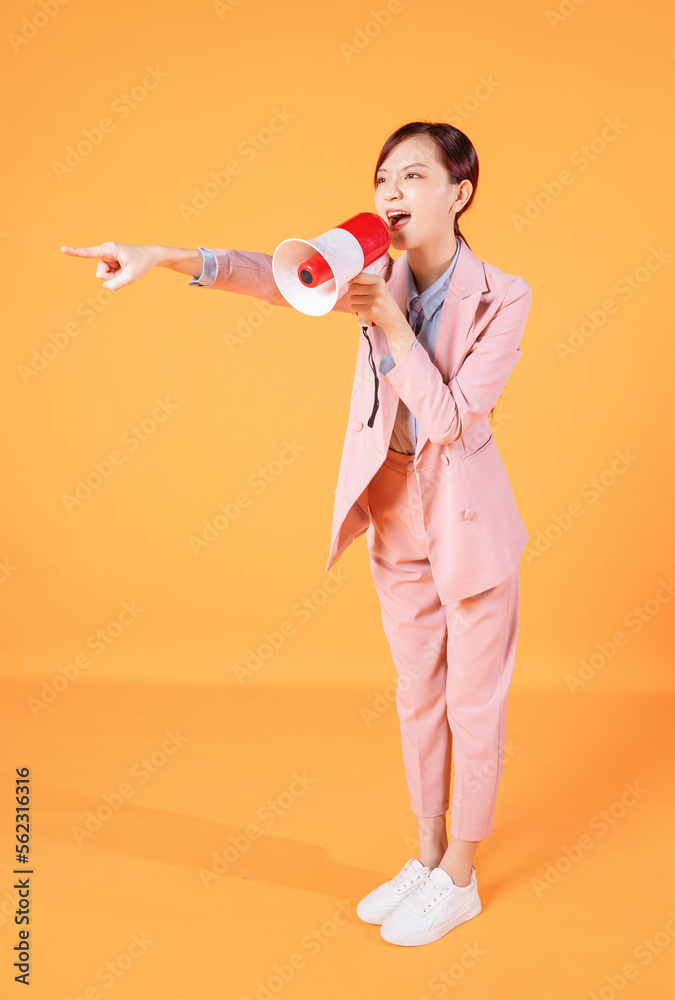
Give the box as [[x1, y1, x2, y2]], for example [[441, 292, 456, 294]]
[[272, 212, 391, 323]]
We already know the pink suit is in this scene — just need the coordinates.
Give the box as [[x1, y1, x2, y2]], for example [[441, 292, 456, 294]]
[[200, 236, 532, 838]]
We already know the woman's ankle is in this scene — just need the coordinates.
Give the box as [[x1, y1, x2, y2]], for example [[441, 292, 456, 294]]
[[418, 845, 448, 868]]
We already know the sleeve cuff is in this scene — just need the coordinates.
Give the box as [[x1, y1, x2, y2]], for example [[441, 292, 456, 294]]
[[379, 353, 395, 375], [378, 338, 419, 376], [187, 247, 217, 286]]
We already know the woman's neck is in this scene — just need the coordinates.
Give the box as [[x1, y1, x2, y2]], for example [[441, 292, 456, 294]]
[[407, 235, 460, 294]]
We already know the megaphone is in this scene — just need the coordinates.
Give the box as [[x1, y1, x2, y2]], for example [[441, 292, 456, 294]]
[[272, 212, 391, 323]]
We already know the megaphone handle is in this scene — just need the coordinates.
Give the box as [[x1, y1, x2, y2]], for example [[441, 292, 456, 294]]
[[357, 259, 382, 328]]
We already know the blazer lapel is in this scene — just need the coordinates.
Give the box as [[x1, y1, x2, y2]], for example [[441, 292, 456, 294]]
[[432, 236, 489, 372]]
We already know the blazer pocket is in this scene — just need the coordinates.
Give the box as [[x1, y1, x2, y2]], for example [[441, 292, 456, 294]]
[[351, 374, 365, 397], [461, 432, 494, 461]]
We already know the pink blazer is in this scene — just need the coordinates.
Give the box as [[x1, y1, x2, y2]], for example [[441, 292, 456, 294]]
[[202, 236, 532, 603]]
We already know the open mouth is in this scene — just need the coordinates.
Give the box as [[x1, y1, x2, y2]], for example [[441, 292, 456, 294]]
[[387, 211, 410, 231]]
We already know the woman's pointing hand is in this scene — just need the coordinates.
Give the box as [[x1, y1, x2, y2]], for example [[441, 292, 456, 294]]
[[60, 241, 161, 291]]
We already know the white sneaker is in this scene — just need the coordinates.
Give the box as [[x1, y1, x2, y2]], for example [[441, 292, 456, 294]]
[[356, 858, 431, 925], [380, 864, 481, 946]]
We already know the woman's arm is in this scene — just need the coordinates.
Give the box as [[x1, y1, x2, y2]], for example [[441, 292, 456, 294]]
[[155, 245, 204, 278], [187, 246, 359, 313], [61, 240, 390, 318], [380, 276, 533, 445]]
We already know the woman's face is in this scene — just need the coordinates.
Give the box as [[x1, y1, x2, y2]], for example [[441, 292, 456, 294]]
[[374, 135, 467, 251]]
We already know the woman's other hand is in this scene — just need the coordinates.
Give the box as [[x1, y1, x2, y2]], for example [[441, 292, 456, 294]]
[[347, 271, 405, 332]]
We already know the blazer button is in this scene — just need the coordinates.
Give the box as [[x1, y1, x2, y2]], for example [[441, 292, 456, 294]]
[[350, 419, 363, 432], [463, 508, 474, 520], [441, 454, 450, 465], [406, 461, 415, 472]]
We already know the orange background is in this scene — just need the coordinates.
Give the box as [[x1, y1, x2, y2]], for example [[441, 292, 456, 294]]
[[1, 0, 674, 997]]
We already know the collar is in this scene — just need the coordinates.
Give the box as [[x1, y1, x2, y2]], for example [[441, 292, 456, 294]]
[[405, 236, 461, 321]]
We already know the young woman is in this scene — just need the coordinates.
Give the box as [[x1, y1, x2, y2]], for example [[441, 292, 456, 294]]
[[61, 120, 532, 949]]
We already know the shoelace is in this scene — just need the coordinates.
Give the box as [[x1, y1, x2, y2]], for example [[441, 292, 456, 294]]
[[390, 861, 427, 892], [407, 873, 455, 913]]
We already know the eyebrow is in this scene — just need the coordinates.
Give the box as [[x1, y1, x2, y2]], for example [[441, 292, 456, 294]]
[[376, 161, 429, 175]]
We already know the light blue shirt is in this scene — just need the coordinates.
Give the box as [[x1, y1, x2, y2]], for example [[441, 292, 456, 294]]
[[379, 236, 461, 454], [188, 247, 218, 286], [189, 238, 461, 455]]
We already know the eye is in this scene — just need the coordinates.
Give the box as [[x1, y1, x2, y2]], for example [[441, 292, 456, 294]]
[[376, 173, 420, 184]]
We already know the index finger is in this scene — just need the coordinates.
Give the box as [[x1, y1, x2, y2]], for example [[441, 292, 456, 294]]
[[60, 245, 110, 258]]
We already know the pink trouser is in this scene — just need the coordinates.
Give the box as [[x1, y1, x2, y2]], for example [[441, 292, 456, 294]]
[[365, 446, 520, 841]]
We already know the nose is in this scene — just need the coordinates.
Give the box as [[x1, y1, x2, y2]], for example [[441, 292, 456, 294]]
[[379, 178, 403, 199]]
